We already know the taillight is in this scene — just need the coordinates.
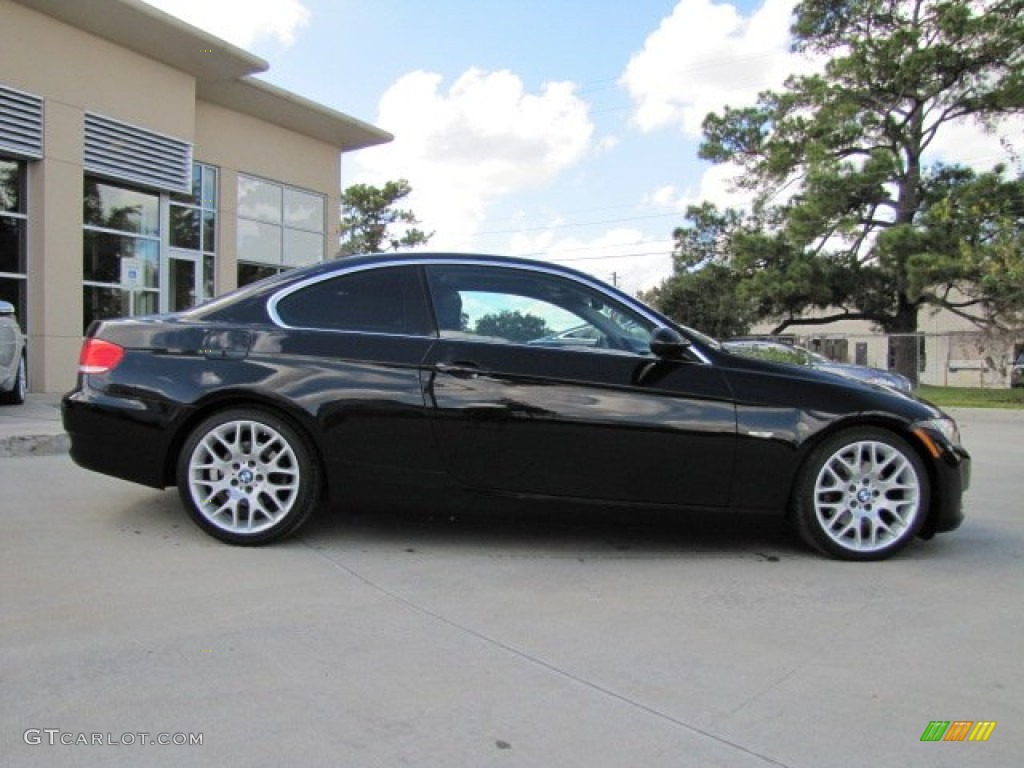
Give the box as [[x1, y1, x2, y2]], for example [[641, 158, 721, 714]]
[[78, 338, 125, 374]]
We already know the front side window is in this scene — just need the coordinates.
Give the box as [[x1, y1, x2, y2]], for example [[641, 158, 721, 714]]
[[82, 178, 160, 331], [0, 157, 27, 328], [237, 175, 325, 287], [424, 265, 655, 354]]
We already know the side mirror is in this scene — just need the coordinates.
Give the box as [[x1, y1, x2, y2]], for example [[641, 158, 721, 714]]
[[649, 326, 690, 358], [0, 300, 15, 317]]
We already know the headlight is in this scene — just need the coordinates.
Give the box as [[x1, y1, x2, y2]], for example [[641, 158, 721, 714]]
[[912, 417, 961, 447], [864, 373, 912, 392]]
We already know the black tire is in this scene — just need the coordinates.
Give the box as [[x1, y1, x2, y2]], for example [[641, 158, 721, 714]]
[[0, 354, 26, 405], [176, 408, 322, 545], [792, 427, 929, 561]]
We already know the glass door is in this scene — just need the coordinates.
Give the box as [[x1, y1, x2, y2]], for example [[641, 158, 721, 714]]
[[167, 252, 201, 313]]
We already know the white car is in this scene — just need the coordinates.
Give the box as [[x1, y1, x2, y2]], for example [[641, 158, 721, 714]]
[[724, 339, 913, 392], [0, 300, 27, 405]]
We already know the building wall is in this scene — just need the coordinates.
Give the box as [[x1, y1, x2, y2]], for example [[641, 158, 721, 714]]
[[0, 0, 196, 137], [195, 100, 340, 293], [2, 0, 199, 392], [1, 1, 345, 392], [749, 292, 1020, 388], [26, 102, 84, 397]]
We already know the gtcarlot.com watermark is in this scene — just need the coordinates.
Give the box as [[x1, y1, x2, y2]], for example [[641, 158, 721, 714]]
[[24, 729, 203, 747]]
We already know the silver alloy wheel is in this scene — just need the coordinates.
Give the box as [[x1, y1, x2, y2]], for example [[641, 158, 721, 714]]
[[812, 439, 922, 553], [187, 419, 301, 535]]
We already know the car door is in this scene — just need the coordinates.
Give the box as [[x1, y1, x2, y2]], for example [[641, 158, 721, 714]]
[[421, 263, 737, 507], [267, 264, 441, 476]]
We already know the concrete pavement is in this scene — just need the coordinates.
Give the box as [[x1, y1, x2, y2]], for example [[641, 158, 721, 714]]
[[0, 393, 68, 458], [0, 408, 1021, 767]]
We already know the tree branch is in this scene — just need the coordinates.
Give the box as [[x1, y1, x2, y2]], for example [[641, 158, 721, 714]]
[[770, 310, 887, 335], [922, 295, 1009, 331]]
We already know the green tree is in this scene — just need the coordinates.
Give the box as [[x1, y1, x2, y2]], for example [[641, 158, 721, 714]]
[[642, 204, 757, 338], [642, 264, 757, 339], [338, 179, 433, 256], [0, 160, 20, 211], [675, 0, 1024, 381], [475, 310, 551, 343]]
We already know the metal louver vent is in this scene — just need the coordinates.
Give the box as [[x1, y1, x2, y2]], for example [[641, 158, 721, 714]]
[[0, 85, 44, 158], [84, 113, 192, 193]]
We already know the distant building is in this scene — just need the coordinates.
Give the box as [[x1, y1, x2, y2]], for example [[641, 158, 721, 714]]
[[1, 0, 392, 392], [749, 292, 1022, 389]]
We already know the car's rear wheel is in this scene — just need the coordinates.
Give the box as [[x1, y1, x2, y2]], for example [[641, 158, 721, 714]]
[[793, 427, 929, 560], [176, 409, 321, 545], [0, 354, 26, 405]]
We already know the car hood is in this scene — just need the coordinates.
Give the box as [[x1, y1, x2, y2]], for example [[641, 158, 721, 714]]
[[714, 346, 939, 417], [814, 361, 911, 389]]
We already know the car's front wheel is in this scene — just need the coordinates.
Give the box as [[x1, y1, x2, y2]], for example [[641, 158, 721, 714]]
[[176, 409, 321, 545], [793, 428, 929, 560]]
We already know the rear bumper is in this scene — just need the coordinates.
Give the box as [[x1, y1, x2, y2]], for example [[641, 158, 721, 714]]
[[62, 388, 189, 489]]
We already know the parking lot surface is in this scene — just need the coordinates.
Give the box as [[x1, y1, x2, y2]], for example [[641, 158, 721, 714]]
[[1, 408, 1021, 767]]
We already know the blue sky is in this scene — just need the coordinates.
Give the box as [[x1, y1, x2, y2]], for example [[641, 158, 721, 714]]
[[144, 0, 1020, 294]]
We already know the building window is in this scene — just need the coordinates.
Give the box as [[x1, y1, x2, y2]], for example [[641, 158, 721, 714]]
[[237, 262, 282, 286], [237, 174, 324, 286], [170, 162, 217, 304], [0, 156, 28, 328], [82, 177, 160, 333]]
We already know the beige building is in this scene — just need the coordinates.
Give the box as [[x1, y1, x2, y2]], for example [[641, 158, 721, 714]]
[[1, 0, 391, 393], [751, 300, 1021, 388]]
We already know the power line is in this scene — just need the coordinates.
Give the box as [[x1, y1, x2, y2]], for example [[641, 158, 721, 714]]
[[468, 148, 1017, 238], [527, 248, 675, 264], [475, 200, 686, 225], [475, 210, 686, 236]]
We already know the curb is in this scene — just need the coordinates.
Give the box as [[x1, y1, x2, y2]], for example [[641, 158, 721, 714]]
[[0, 433, 70, 458]]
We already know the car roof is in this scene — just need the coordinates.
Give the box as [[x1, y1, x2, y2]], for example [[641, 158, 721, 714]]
[[188, 252, 683, 335]]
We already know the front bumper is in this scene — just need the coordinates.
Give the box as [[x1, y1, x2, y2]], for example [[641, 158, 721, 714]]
[[923, 442, 970, 536]]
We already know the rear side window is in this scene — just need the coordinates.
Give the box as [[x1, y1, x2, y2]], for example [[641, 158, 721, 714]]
[[274, 266, 430, 335]]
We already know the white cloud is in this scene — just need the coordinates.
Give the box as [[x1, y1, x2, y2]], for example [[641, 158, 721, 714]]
[[623, 0, 1023, 178], [621, 0, 818, 137], [351, 68, 595, 251], [693, 163, 760, 209], [141, 0, 310, 49], [926, 115, 1024, 173], [507, 227, 675, 295], [682, 114, 1024, 218], [645, 162, 757, 217], [646, 185, 685, 210]]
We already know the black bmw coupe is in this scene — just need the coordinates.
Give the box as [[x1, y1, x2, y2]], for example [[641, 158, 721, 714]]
[[62, 253, 970, 560]]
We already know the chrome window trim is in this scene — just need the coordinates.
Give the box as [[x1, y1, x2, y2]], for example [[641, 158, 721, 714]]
[[267, 257, 711, 364], [269, 324, 432, 341]]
